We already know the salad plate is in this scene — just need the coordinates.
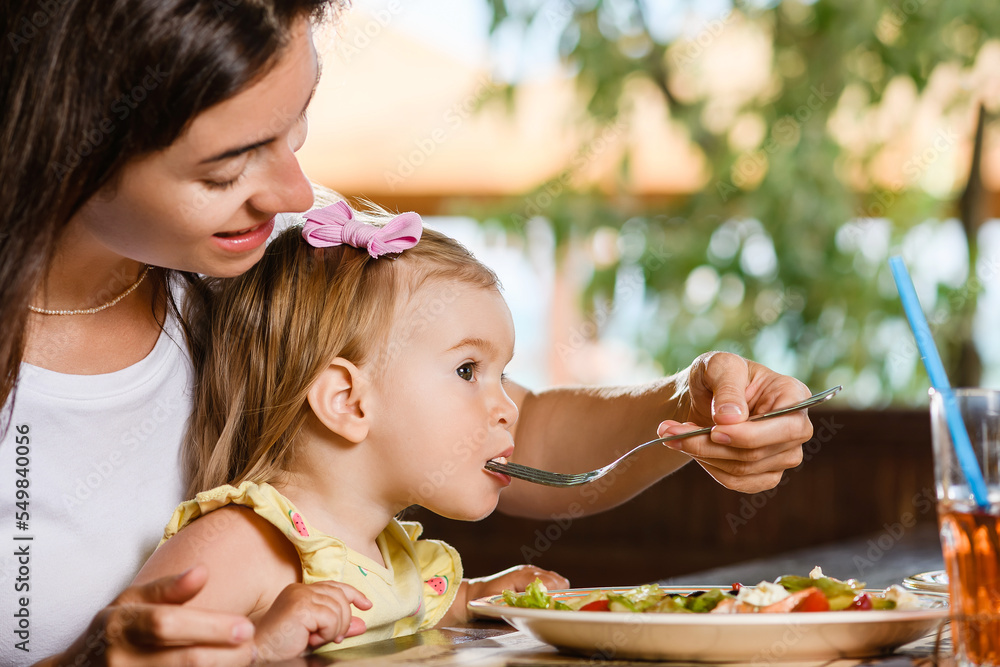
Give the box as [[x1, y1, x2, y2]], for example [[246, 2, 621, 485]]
[[469, 586, 949, 662], [902, 570, 949, 595]]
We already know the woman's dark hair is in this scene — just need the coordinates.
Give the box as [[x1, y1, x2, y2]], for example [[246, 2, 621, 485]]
[[0, 0, 346, 412]]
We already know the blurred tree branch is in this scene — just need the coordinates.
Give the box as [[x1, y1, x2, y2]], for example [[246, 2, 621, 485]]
[[473, 0, 1000, 404]]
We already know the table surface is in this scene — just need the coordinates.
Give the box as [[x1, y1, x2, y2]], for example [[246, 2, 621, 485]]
[[261, 521, 953, 666]]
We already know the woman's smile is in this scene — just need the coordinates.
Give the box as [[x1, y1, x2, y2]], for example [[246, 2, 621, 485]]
[[211, 217, 276, 253]]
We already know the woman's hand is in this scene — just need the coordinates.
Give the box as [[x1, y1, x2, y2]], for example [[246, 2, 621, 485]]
[[441, 565, 569, 625], [44, 566, 257, 667], [659, 351, 813, 493], [253, 581, 372, 662]]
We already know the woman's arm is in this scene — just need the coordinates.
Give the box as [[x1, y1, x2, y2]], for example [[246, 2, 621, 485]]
[[500, 351, 812, 518]]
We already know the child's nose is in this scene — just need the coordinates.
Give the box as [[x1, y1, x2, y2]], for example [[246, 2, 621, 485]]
[[494, 388, 519, 428]]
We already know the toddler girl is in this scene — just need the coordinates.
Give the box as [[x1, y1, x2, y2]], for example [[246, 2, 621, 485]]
[[134, 201, 567, 661]]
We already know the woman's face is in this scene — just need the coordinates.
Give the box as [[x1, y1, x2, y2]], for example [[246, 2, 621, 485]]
[[74, 18, 319, 277]]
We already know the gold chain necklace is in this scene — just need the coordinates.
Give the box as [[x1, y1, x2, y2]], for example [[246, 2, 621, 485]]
[[28, 265, 151, 316]]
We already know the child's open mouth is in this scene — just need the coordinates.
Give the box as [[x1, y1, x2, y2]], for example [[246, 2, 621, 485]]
[[486, 456, 512, 486]]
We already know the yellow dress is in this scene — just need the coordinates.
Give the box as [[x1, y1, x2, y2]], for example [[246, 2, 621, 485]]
[[161, 481, 462, 651]]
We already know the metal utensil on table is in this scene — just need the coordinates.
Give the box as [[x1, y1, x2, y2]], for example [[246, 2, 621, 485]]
[[485, 385, 842, 487]]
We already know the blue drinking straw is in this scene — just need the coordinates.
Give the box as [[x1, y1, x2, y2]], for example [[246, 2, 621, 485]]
[[889, 255, 989, 509]]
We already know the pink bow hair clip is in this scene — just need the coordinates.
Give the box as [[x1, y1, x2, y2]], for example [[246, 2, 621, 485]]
[[301, 201, 422, 258]]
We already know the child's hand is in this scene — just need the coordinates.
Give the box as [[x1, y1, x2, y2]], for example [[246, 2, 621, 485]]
[[466, 564, 570, 601], [254, 580, 373, 661], [439, 565, 569, 625]]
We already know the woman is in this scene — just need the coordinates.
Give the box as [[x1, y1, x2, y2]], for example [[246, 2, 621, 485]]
[[1, 1, 811, 665]]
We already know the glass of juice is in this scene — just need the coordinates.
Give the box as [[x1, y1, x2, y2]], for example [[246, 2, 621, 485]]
[[931, 388, 1000, 667]]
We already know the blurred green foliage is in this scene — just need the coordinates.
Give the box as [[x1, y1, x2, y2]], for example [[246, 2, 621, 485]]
[[467, 0, 1000, 405]]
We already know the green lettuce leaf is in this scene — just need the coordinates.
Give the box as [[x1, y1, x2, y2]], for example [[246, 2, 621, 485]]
[[502, 579, 571, 610]]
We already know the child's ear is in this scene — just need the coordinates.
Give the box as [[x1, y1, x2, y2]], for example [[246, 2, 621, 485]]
[[307, 358, 369, 443]]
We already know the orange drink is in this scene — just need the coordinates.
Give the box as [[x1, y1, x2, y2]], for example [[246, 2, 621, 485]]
[[939, 502, 1000, 666], [931, 389, 1000, 667]]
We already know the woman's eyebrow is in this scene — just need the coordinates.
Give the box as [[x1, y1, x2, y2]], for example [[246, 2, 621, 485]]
[[199, 62, 322, 165]]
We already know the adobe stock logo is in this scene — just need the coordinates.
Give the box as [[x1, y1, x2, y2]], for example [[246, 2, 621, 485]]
[[7, 0, 71, 53], [50, 65, 168, 180], [725, 415, 844, 534]]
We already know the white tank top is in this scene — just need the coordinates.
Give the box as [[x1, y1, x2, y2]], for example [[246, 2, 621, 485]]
[[0, 313, 191, 664]]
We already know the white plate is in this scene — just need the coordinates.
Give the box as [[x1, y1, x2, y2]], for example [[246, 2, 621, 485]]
[[902, 570, 949, 595], [469, 586, 949, 662]]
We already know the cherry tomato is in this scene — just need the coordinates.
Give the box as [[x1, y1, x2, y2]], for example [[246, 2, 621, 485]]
[[762, 587, 831, 613], [846, 593, 873, 611], [792, 588, 831, 612], [579, 599, 611, 612]]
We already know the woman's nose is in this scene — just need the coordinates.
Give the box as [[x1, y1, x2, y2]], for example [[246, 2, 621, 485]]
[[249, 144, 315, 215]]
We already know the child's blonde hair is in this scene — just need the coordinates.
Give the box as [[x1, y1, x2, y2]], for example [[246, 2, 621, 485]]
[[185, 208, 500, 495]]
